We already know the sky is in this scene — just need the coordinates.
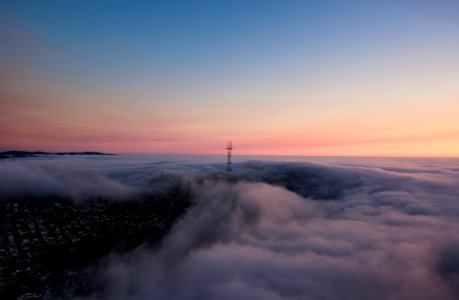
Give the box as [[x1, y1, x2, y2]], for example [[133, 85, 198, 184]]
[[1, 0, 458, 156]]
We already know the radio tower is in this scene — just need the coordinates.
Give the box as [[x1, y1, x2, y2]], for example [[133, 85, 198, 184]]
[[226, 140, 233, 173]]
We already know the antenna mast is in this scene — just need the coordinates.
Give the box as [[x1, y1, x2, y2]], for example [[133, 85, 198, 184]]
[[226, 140, 233, 173]]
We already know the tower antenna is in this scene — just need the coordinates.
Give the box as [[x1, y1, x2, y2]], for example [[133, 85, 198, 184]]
[[226, 140, 233, 173]]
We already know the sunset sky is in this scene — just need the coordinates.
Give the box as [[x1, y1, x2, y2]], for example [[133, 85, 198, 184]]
[[1, 0, 458, 156]]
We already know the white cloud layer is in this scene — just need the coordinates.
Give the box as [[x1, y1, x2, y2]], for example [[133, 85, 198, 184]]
[[1, 156, 459, 299]]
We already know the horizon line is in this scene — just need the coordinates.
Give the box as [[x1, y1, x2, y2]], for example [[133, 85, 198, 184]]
[[2, 149, 458, 159]]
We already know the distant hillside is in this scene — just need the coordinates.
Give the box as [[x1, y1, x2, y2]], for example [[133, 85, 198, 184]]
[[0, 151, 116, 159]]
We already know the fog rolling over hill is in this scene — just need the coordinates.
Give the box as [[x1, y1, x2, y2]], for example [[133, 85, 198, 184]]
[[1, 155, 459, 299]]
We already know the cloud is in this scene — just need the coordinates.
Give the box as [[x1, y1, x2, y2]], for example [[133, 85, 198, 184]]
[[0, 157, 137, 201], [1, 156, 459, 299], [93, 174, 459, 300]]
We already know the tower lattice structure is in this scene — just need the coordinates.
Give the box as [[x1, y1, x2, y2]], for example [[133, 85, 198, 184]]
[[226, 140, 233, 173]]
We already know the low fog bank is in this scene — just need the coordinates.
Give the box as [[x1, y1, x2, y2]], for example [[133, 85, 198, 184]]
[[1, 156, 459, 299], [0, 155, 212, 201], [1, 156, 458, 204], [91, 160, 459, 300]]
